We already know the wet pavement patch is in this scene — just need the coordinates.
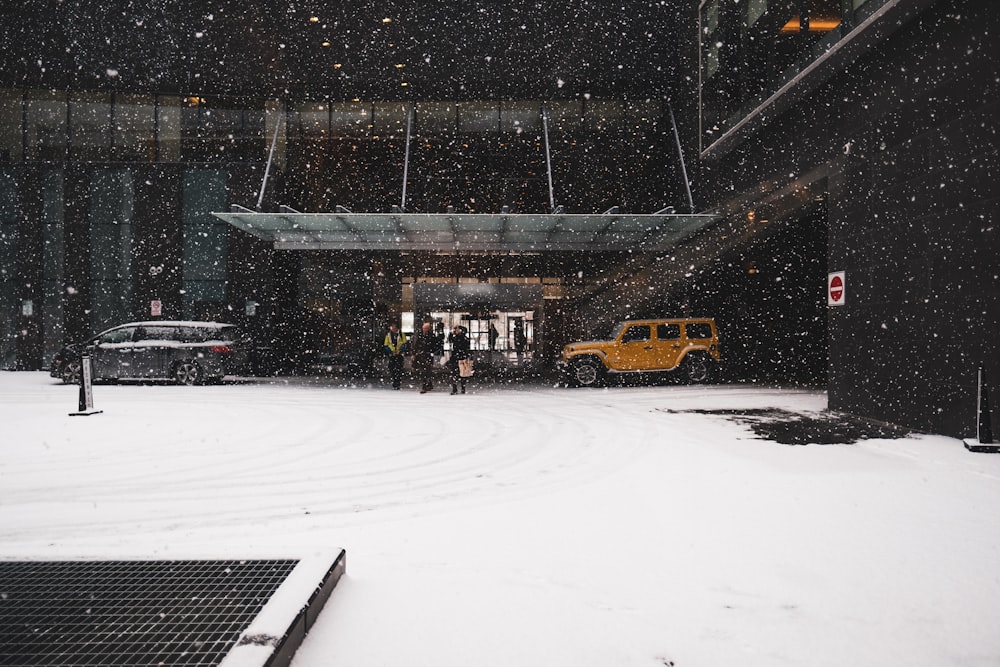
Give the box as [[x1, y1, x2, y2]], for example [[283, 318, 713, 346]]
[[663, 408, 914, 445]]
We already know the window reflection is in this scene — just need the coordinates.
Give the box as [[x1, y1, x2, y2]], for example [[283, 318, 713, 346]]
[[26, 90, 66, 161], [0, 90, 23, 162], [69, 92, 112, 161], [114, 94, 156, 162]]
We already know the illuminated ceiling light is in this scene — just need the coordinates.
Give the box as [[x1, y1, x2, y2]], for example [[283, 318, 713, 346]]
[[321, 41, 331, 47], [400, 82, 409, 87], [394, 63, 405, 69], [382, 17, 393, 23], [309, 16, 319, 23], [333, 63, 342, 69]]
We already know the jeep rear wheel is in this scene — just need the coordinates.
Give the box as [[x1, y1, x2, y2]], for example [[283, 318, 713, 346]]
[[572, 358, 605, 387], [681, 354, 711, 384]]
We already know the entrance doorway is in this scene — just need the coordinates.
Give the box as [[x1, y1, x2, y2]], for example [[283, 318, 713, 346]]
[[411, 283, 544, 368]]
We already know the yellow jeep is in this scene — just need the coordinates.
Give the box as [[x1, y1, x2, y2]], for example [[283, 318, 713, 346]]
[[558, 318, 721, 387]]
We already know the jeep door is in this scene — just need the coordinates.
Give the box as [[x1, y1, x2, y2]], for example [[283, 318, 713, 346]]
[[611, 324, 655, 370], [651, 322, 684, 369]]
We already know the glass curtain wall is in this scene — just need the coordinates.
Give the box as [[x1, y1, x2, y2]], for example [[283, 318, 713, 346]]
[[89, 168, 134, 331], [283, 98, 669, 215], [0, 170, 16, 368], [700, 0, 864, 149]]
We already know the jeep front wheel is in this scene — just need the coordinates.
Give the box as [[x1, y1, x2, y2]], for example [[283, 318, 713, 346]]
[[572, 358, 605, 387]]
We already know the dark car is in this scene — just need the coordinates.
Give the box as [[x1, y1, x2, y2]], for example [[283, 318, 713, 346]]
[[50, 321, 251, 385]]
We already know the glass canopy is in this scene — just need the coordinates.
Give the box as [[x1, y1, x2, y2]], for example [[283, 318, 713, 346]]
[[212, 210, 719, 252]]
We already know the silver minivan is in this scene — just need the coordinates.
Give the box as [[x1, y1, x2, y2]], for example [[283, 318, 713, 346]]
[[50, 321, 251, 385]]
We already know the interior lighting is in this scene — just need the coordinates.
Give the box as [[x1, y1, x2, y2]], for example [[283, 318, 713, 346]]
[[321, 41, 331, 47], [382, 17, 393, 23], [309, 16, 319, 23], [780, 16, 841, 32], [395, 63, 405, 69], [333, 63, 342, 69]]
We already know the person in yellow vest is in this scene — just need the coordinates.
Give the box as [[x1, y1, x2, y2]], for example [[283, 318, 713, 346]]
[[383, 323, 408, 390]]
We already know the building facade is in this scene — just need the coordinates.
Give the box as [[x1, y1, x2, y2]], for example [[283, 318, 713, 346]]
[[1, 0, 995, 437]]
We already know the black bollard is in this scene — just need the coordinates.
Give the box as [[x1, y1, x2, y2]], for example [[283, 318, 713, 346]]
[[977, 367, 994, 444], [965, 366, 997, 452], [69, 353, 102, 417]]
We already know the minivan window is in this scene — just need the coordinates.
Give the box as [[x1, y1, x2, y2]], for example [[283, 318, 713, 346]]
[[98, 327, 135, 344], [138, 326, 177, 341]]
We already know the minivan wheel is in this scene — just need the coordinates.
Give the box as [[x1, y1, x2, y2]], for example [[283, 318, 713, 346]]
[[62, 360, 82, 385], [682, 355, 711, 384], [172, 360, 202, 386], [572, 358, 604, 387]]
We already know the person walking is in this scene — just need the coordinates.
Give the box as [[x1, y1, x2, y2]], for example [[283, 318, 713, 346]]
[[409, 321, 436, 393], [383, 323, 408, 390], [488, 323, 499, 351], [433, 320, 446, 365], [513, 319, 527, 365], [447, 325, 471, 395]]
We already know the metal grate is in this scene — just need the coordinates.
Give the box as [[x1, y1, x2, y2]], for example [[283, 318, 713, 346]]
[[0, 560, 299, 666]]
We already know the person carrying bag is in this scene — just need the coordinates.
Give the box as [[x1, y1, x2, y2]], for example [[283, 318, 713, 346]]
[[447, 325, 472, 395]]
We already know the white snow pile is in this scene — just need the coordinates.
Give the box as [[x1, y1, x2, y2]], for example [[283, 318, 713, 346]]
[[2, 371, 999, 667]]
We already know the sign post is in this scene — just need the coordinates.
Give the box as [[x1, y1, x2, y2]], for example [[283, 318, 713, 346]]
[[69, 353, 102, 417], [828, 271, 846, 306]]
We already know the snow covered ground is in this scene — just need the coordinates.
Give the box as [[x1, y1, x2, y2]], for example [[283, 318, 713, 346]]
[[2, 371, 999, 667]]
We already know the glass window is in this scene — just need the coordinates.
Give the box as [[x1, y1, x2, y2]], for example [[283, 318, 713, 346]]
[[657, 323, 681, 340], [545, 101, 583, 132], [372, 102, 409, 137], [621, 325, 651, 343], [330, 102, 370, 137], [114, 94, 156, 162], [181, 96, 265, 162], [0, 170, 17, 367], [417, 101, 457, 134], [458, 102, 499, 133], [0, 90, 23, 162], [99, 327, 136, 345], [586, 101, 625, 132], [137, 326, 178, 342], [69, 92, 112, 161], [747, 0, 767, 27], [686, 323, 714, 339], [182, 169, 228, 310], [157, 96, 182, 162], [89, 169, 134, 328], [291, 102, 329, 138], [25, 90, 66, 161], [501, 102, 540, 134]]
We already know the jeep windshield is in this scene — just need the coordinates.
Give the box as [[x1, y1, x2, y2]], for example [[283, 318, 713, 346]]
[[608, 322, 627, 340]]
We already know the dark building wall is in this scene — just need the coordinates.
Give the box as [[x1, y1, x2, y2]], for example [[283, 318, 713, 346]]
[[697, 0, 999, 437]]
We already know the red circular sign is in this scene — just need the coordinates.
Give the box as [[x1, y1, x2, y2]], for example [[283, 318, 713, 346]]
[[829, 275, 844, 302]]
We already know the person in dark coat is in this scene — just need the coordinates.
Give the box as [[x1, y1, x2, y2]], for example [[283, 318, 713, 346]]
[[447, 325, 471, 395], [513, 319, 527, 365], [409, 321, 436, 393]]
